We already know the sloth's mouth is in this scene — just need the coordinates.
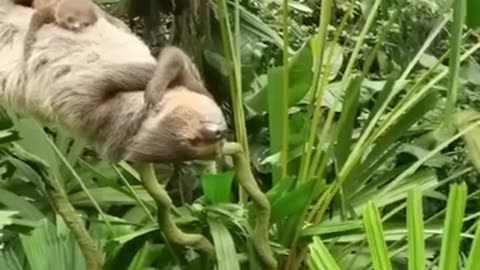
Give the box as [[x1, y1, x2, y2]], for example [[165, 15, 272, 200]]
[[189, 134, 225, 146]]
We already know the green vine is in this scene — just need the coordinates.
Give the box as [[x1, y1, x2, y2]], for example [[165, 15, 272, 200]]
[[222, 142, 277, 270], [133, 142, 276, 269], [46, 180, 103, 270], [136, 163, 215, 255]]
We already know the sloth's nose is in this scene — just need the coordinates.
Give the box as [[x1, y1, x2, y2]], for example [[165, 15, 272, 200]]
[[200, 124, 225, 142]]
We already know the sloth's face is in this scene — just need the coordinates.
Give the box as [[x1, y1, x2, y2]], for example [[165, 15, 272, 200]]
[[125, 87, 227, 163], [56, 2, 98, 32]]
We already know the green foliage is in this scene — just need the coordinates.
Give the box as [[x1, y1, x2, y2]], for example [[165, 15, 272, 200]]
[[466, 0, 480, 29], [3, 0, 480, 269]]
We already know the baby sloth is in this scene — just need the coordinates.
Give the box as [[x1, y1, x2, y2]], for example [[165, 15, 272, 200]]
[[22, 0, 98, 60]]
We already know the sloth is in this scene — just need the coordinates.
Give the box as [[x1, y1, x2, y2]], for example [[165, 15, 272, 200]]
[[0, 0, 227, 164], [22, 0, 98, 61]]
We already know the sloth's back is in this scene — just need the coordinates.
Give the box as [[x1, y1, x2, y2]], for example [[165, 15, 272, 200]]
[[0, 1, 155, 123]]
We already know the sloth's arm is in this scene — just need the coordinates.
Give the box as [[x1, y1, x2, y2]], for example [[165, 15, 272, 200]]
[[24, 8, 54, 61], [144, 46, 187, 105], [13, 0, 34, 7], [90, 62, 156, 98], [145, 46, 208, 107]]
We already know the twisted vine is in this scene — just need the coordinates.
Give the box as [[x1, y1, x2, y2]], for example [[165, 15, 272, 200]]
[[222, 142, 277, 270], [136, 163, 215, 256], [46, 180, 102, 270], [45, 141, 275, 269]]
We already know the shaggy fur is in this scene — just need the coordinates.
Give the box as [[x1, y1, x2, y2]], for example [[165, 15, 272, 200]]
[[0, 0, 227, 163], [22, 0, 98, 61]]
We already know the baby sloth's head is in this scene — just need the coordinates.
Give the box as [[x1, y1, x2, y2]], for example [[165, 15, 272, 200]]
[[125, 86, 227, 163], [55, 0, 98, 32]]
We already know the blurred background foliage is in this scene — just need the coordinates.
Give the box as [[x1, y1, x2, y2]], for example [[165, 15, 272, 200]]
[[2, 0, 480, 269]]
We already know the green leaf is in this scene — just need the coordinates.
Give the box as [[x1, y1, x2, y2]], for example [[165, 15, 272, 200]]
[[0, 210, 19, 229], [466, 0, 480, 29], [208, 219, 241, 270], [363, 201, 393, 270], [407, 186, 425, 270], [265, 175, 295, 205], [300, 220, 363, 238], [201, 171, 235, 204], [466, 220, 480, 270], [307, 236, 342, 270], [0, 210, 39, 234], [270, 180, 316, 224], [226, 0, 287, 50], [335, 75, 362, 169], [68, 186, 154, 207], [0, 248, 24, 270], [266, 66, 286, 182], [14, 118, 59, 174], [246, 34, 315, 113], [0, 188, 44, 220], [438, 182, 467, 270], [127, 242, 161, 270], [364, 73, 398, 129], [8, 156, 45, 190], [345, 91, 439, 193], [19, 218, 86, 270], [454, 110, 480, 173], [0, 129, 19, 145]]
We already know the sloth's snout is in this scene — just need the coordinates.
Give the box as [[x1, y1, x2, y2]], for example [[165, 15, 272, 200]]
[[200, 123, 226, 142]]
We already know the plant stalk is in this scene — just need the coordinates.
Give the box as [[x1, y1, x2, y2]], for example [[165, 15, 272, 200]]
[[441, 0, 466, 133], [280, 0, 290, 178]]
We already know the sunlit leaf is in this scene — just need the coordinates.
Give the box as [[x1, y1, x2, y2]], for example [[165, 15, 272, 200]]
[[0, 188, 44, 220], [438, 183, 467, 270], [363, 201, 393, 270], [466, 220, 480, 270], [19, 219, 86, 270], [201, 171, 235, 204], [208, 219, 241, 270], [407, 186, 425, 270], [307, 236, 342, 270]]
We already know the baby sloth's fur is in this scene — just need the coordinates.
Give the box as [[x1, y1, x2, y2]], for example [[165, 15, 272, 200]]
[[21, 0, 98, 61], [0, 0, 226, 163]]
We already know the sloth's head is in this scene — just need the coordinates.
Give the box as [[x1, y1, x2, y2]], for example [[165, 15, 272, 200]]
[[56, 0, 98, 32], [125, 86, 227, 163]]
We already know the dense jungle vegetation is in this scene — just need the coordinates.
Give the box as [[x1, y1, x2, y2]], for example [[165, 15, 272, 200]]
[[2, 0, 480, 269]]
